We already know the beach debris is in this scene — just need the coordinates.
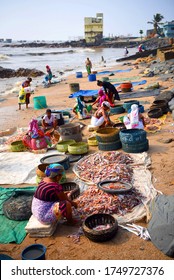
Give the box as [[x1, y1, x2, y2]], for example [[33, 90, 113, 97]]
[[119, 223, 151, 241], [74, 185, 143, 219], [144, 117, 162, 125], [75, 151, 134, 184], [67, 227, 84, 243]]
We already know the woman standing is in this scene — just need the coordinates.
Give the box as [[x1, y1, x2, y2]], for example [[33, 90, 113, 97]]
[[32, 164, 77, 225], [45, 65, 53, 84], [85, 57, 92, 75]]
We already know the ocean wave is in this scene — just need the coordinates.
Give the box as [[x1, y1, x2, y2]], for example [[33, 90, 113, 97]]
[[0, 54, 9, 60], [76, 48, 95, 53], [4, 50, 75, 57]]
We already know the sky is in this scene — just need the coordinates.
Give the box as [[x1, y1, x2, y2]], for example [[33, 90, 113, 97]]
[[0, 0, 174, 41]]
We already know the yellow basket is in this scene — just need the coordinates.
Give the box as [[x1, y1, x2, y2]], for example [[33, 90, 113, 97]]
[[88, 136, 98, 146]]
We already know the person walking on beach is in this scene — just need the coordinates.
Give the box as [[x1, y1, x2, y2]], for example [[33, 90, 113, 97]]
[[124, 47, 129, 56], [45, 65, 53, 84], [18, 77, 33, 110], [97, 80, 120, 107], [85, 58, 92, 75]]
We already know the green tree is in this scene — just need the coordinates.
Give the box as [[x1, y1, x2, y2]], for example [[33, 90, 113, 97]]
[[139, 30, 143, 40], [147, 13, 164, 35]]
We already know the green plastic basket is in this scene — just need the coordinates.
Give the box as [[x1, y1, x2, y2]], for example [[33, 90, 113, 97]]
[[10, 140, 26, 152]]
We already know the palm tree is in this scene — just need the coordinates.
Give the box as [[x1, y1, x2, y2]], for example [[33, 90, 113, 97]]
[[147, 13, 164, 35], [139, 30, 143, 40]]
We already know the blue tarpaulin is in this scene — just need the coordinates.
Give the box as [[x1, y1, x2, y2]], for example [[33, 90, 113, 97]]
[[69, 80, 147, 98], [97, 68, 132, 75]]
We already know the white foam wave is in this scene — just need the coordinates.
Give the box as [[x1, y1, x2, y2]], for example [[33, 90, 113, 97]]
[[76, 48, 95, 53], [0, 54, 9, 60]]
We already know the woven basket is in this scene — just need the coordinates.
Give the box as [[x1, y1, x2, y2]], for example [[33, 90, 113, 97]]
[[36, 164, 48, 178], [68, 142, 88, 155], [82, 214, 118, 242], [61, 182, 80, 200], [87, 136, 98, 146], [10, 140, 26, 152], [56, 139, 76, 152]]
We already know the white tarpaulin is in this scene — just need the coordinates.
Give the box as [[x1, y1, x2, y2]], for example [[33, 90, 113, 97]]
[[0, 150, 63, 185], [73, 152, 159, 224]]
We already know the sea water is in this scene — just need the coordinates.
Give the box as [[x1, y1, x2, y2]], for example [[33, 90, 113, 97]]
[[0, 45, 137, 97]]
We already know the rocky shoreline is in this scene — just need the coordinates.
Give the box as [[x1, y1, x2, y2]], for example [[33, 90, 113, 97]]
[[0, 67, 44, 78], [2, 37, 170, 49]]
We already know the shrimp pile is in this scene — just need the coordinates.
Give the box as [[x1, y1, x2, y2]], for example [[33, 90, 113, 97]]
[[76, 151, 134, 184], [74, 186, 143, 219]]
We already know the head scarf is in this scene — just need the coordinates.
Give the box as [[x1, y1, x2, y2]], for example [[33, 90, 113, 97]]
[[45, 164, 64, 178], [98, 89, 106, 106], [102, 101, 110, 109], [129, 104, 139, 128], [98, 88, 104, 96]]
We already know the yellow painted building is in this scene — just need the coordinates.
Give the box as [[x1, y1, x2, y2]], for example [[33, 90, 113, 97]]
[[84, 13, 103, 43]]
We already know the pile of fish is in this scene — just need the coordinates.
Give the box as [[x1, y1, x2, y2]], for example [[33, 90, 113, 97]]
[[5, 132, 26, 145], [75, 151, 134, 184], [74, 185, 143, 219], [144, 117, 162, 126], [93, 224, 111, 231]]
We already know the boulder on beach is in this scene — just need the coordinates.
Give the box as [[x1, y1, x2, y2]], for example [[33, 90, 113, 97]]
[[0, 66, 44, 78]]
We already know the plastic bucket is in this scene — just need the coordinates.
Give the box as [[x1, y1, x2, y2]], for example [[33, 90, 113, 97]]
[[76, 72, 83, 78], [88, 74, 96, 82], [33, 96, 47, 110], [69, 83, 80, 93]]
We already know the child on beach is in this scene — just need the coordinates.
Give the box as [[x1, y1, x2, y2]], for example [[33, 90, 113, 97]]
[[18, 77, 33, 110]]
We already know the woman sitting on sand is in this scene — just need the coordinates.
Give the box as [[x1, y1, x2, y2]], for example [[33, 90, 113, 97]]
[[91, 101, 113, 128], [31, 164, 77, 225], [73, 96, 91, 120], [42, 109, 58, 130], [123, 104, 145, 129], [92, 88, 107, 108]]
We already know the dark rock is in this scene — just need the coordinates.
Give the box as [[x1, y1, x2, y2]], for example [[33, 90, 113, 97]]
[[15, 68, 44, 77], [0, 66, 44, 78], [0, 66, 15, 78]]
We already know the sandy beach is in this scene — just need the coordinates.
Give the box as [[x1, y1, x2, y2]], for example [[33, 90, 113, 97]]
[[0, 59, 174, 260]]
